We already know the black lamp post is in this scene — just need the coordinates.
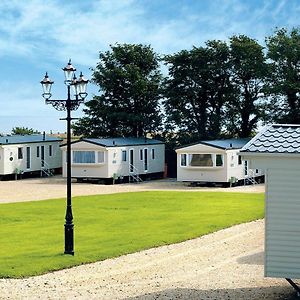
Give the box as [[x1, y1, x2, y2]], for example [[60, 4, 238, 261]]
[[40, 60, 88, 255]]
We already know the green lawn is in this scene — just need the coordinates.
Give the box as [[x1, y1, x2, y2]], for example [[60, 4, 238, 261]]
[[0, 191, 264, 278]]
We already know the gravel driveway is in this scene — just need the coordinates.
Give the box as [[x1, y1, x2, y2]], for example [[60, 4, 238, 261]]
[[0, 177, 297, 299], [0, 176, 264, 203]]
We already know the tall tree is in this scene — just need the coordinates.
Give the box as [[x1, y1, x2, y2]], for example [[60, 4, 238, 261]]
[[163, 41, 232, 144], [73, 43, 162, 137], [266, 27, 300, 123], [225, 35, 267, 137]]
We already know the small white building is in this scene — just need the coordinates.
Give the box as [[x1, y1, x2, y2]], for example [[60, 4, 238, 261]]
[[176, 138, 264, 186], [240, 124, 300, 289], [60, 137, 165, 183], [0, 134, 62, 179]]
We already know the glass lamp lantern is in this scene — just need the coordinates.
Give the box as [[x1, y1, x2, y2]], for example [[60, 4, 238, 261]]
[[40, 72, 54, 100], [77, 72, 89, 99], [62, 59, 76, 85]]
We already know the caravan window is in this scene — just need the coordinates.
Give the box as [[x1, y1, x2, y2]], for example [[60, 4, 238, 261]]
[[238, 155, 242, 165], [98, 151, 104, 163], [216, 154, 223, 167], [18, 147, 23, 159], [180, 153, 224, 168], [180, 154, 187, 166], [151, 149, 155, 159], [122, 150, 127, 162], [189, 154, 213, 167], [140, 149, 143, 160], [73, 151, 95, 163]]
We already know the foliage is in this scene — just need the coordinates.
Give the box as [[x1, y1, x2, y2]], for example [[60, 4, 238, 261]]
[[73, 43, 162, 138], [163, 40, 233, 144], [0, 191, 264, 278], [265, 27, 300, 123], [72, 28, 300, 143], [11, 127, 40, 135], [225, 35, 268, 137]]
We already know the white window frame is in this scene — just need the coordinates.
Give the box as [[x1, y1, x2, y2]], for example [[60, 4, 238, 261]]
[[122, 150, 127, 162], [18, 147, 23, 160], [180, 153, 224, 168], [144, 148, 148, 172], [180, 153, 187, 167], [26, 146, 31, 169], [72, 150, 105, 165], [129, 148, 134, 173], [97, 151, 105, 164]]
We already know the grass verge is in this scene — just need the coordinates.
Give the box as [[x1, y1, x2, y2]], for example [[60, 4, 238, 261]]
[[0, 191, 264, 278]]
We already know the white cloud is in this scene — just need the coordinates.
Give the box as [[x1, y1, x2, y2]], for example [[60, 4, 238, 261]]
[[0, 0, 300, 67], [1, 0, 300, 133]]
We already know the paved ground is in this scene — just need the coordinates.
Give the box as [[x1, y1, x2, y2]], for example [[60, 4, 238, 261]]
[[0, 177, 298, 299], [0, 176, 265, 203]]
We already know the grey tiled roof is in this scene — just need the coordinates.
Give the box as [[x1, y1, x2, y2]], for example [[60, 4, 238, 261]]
[[177, 138, 251, 150], [0, 134, 62, 145], [240, 124, 300, 153], [200, 138, 251, 150], [82, 137, 164, 147]]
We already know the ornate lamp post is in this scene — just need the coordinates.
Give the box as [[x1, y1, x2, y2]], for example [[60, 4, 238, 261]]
[[40, 60, 88, 255]]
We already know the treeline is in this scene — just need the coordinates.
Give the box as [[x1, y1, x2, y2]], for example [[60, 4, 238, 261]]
[[73, 28, 300, 146]]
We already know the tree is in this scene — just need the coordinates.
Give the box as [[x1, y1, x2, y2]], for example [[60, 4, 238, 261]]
[[225, 35, 268, 137], [163, 40, 233, 145], [73, 43, 162, 137], [11, 127, 40, 135], [266, 27, 300, 123]]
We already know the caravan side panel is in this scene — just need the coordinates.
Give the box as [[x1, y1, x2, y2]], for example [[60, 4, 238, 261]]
[[265, 168, 300, 279], [176, 144, 227, 182], [63, 141, 109, 178]]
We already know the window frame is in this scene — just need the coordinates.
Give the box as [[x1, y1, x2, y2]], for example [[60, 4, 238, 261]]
[[238, 155, 242, 165], [151, 148, 155, 160], [180, 153, 187, 167], [18, 147, 23, 160], [121, 150, 127, 162], [26, 146, 31, 169], [180, 153, 224, 168], [97, 151, 105, 164], [140, 149, 143, 161], [71, 150, 106, 165]]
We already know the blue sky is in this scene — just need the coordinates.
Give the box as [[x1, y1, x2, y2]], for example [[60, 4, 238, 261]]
[[0, 0, 299, 134]]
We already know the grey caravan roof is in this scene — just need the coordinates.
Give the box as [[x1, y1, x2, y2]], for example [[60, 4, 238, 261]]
[[177, 138, 251, 150], [81, 137, 164, 147], [240, 124, 300, 154], [0, 134, 62, 145]]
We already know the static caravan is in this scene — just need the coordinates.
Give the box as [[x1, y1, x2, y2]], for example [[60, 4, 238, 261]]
[[60, 137, 165, 183], [0, 134, 62, 179], [176, 138, 264, 186], [240, 124, 300, 294]]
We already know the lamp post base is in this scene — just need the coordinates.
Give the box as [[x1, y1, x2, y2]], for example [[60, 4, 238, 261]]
[[64, 223, 74, 255]]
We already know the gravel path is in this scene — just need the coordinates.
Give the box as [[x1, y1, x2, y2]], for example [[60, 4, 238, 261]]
[[0, 177, 297, 299], [0, 220, 297, 300], [0, 176, 264, 203]]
